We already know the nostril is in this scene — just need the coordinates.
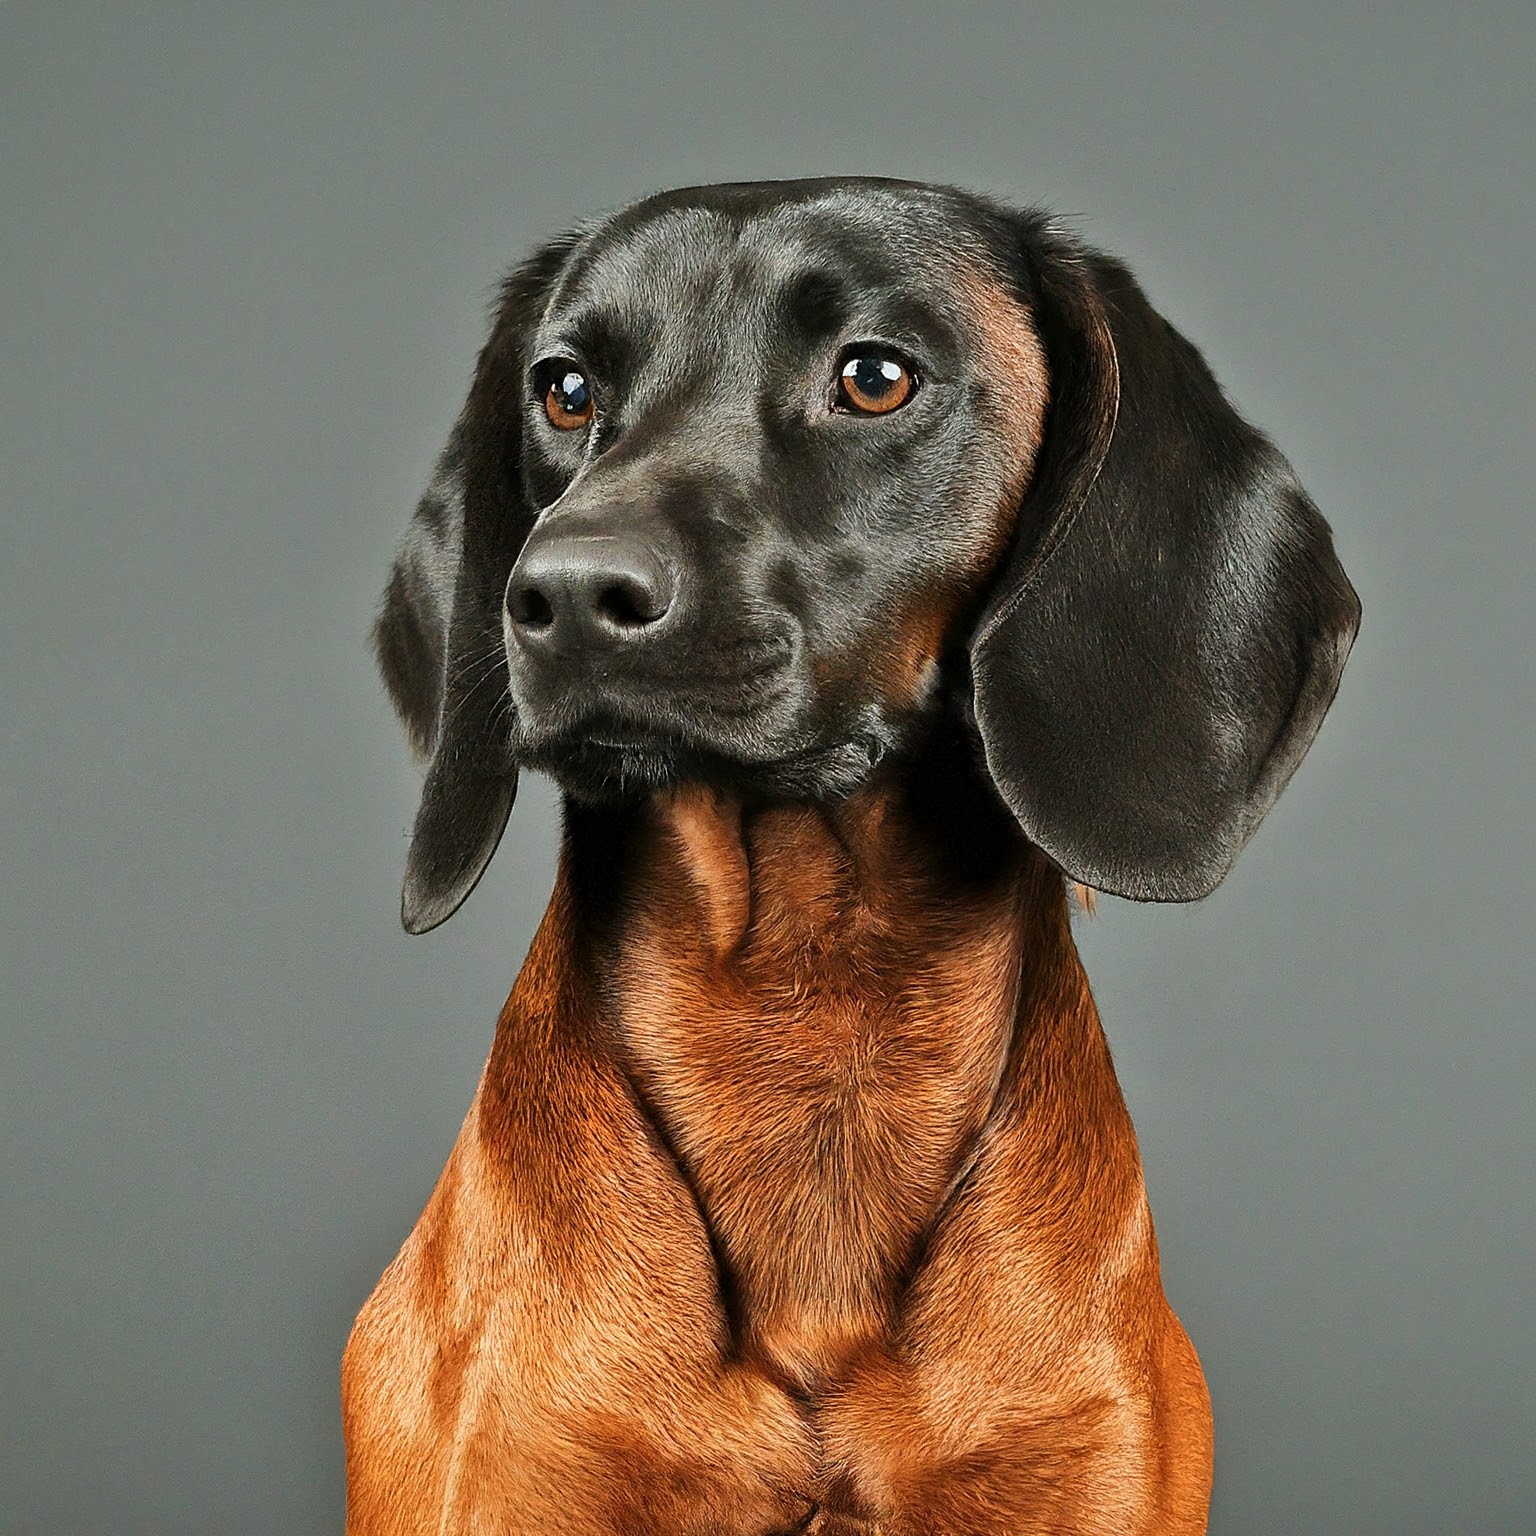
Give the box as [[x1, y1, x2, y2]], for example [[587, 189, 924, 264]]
[[508, 585, 554, 630], [596, 578, 668, 628], [507, 536, 677, 644]]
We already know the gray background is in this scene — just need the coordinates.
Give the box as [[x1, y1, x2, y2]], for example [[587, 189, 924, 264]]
[[3, 3, 1532, 1532]]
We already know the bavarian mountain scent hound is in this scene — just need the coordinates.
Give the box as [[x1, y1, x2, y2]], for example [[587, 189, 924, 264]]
[[349, 177, 1360, 1535]]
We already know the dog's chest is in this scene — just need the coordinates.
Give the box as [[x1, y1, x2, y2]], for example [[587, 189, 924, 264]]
[[613, 824, 1022, 1389]]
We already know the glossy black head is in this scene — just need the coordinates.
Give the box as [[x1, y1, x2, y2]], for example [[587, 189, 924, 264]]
[[500, 184, 1047, 813], [374, 178, 1360, 932]]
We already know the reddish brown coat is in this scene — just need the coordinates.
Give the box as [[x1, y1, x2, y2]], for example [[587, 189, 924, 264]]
[[343, 798, 1212, 1533]]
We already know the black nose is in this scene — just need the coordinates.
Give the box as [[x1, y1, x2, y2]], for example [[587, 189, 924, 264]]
[[506, 533, 678, 649]]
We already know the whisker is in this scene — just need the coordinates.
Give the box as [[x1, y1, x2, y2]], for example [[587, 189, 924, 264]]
[[441, 652, 510, 732], [447, 635, 506, 685]]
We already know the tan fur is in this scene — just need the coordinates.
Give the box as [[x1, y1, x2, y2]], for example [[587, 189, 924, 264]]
[[343, 872, 823, 1535], [867, 275, 1051, 710], [344, 809, 1213, 1533], [622, 788, 1026, 1392], [808, 850, 1211, 1534], [963, 271, 1052, 522]]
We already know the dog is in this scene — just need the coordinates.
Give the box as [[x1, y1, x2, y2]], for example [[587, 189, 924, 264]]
[[345, 177, 1359, 1535]]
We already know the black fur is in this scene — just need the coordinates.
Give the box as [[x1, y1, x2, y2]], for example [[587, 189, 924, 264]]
[[373, 178, 1359, 930], [970, 236, 1361, 898]]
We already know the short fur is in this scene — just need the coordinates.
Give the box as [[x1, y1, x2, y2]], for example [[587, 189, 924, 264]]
[[347, 178, 1359, 1534]]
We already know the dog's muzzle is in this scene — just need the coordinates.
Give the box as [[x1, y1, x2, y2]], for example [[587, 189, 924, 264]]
[[506, 527, 682, 657]]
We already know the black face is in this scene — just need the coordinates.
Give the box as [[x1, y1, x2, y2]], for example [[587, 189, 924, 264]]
[[498, 185, 1037, 805], [377, 177, 1359, 931]]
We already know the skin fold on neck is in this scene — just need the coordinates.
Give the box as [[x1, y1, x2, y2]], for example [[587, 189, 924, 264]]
[[530, 755, 1112, 1397]]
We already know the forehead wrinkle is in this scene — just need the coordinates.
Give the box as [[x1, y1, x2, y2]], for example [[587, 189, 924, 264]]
[[776, 267, 852, 347], [754, 209, 987, 357], [541, 191, 998, 413], [569, 189, 966, 320]]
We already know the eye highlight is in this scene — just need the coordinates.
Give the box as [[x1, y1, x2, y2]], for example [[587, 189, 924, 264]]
[[835, 352, 917, 415], [541, 363, 594, 430]]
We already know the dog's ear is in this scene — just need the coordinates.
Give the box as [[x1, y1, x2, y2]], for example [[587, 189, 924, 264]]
[[968, 220, 1361, 901], [373, 233, 581, 933], [374, 421, 467, 763]]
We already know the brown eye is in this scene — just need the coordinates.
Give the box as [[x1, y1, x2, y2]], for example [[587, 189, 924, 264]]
[[543, 366, 593, 430], [836, 353, 916, 415]]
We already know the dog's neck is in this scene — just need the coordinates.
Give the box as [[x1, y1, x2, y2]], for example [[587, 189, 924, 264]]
[[514, 761, 1117, 1393]]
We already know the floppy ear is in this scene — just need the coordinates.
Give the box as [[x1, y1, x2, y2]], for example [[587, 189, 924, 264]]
[[374, 420, 467, 763], [373, 234, 580, 933], [969, 220, 1361, 901]]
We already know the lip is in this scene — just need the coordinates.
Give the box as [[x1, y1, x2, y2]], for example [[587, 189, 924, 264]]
[[508, 651, 803, 752], [514, 709, 699, 754], [508, 697, 894, 809], [583, 732, 659, 750]]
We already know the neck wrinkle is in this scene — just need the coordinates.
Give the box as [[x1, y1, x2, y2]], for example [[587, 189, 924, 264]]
[[549, 780, 1092, 1389]]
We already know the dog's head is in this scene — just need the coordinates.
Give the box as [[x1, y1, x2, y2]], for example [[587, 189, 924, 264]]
[[375, 179, 1359, 933]]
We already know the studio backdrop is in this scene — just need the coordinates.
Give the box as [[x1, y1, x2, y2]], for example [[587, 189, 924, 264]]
[[2, 5, 1531, 1534]]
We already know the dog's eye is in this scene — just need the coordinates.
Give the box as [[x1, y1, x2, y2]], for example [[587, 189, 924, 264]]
[[835, 352, 916, 415], [543, 366, 594, 431]]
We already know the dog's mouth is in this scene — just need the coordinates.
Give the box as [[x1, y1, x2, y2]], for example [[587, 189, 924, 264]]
[[502, 618, 918, 804], [509, 705, 893, 805]]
